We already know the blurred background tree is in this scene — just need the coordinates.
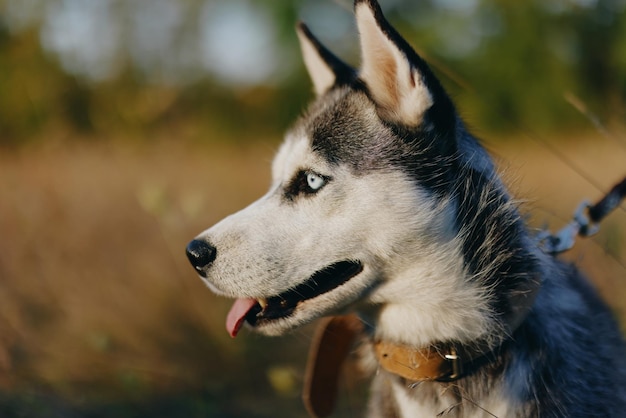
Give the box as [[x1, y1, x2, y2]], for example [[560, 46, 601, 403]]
[[0, 0, 624, 147]]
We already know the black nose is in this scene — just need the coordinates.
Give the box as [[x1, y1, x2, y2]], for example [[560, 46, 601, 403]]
[[186, 239, 217, 276]]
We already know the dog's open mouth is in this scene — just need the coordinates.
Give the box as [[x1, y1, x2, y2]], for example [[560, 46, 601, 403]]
[[226, 260, 363, 337]]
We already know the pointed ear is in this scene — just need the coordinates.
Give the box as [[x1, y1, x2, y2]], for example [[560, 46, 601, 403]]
[[355, 0, 437, 127], [296, 22, 356, 96]]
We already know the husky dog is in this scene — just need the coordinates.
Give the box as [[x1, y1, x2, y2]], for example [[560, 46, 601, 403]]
[[186, 0, 626, 416]]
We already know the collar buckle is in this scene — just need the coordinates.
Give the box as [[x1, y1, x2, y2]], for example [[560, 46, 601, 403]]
[[440, 346, 463, 381]]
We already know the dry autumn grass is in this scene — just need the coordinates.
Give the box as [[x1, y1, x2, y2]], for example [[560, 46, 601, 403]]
[[0, 133, 624, 417]]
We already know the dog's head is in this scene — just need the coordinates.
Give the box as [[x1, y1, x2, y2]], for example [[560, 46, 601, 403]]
[[186, 0, 519, 344]]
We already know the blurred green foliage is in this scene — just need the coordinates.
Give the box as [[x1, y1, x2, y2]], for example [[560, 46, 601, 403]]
[[0, 0, 624, 144]]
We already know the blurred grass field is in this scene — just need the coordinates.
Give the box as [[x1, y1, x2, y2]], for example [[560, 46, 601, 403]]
[[0, 132, 625, 417]]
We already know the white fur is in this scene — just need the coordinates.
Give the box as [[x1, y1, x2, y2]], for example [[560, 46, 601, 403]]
[[196, 129, 492, 342], [389, 379, 516, 418]]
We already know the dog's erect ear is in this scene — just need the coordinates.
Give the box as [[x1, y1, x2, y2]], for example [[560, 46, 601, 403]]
[[296, 22, 356, 96], [355, 0, 447, 128]]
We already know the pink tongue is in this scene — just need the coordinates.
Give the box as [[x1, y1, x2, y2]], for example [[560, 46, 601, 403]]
[[226, 298, 257, 338]]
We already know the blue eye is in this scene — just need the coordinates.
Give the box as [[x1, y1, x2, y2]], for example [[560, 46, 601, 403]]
[[284, 170, 330, 200], [306, 172, 325, 191]]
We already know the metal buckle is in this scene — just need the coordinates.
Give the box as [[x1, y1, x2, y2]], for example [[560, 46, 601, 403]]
[[443, 347, 463, 381]]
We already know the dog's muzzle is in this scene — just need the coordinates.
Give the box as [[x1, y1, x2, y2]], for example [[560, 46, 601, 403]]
[[185, 239, 216, 277]]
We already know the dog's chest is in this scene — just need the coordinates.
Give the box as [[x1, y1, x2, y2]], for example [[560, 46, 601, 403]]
[[369, 373, 515, 418]]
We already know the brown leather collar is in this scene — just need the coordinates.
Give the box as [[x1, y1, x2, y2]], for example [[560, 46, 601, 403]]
[[374, 340, 466, 382], [372, 277, 541, 382], [303, 321, 502, 418], [302, 278, 541, 417]]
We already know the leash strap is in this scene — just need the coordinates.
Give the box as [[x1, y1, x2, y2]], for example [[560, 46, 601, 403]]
[[303, 314, 364, 418], [538, 175, 626, 254], [587, 175, 626, 227]]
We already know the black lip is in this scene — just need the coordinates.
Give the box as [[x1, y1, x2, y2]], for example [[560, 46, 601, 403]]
[[245, 260, 363, 326]]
